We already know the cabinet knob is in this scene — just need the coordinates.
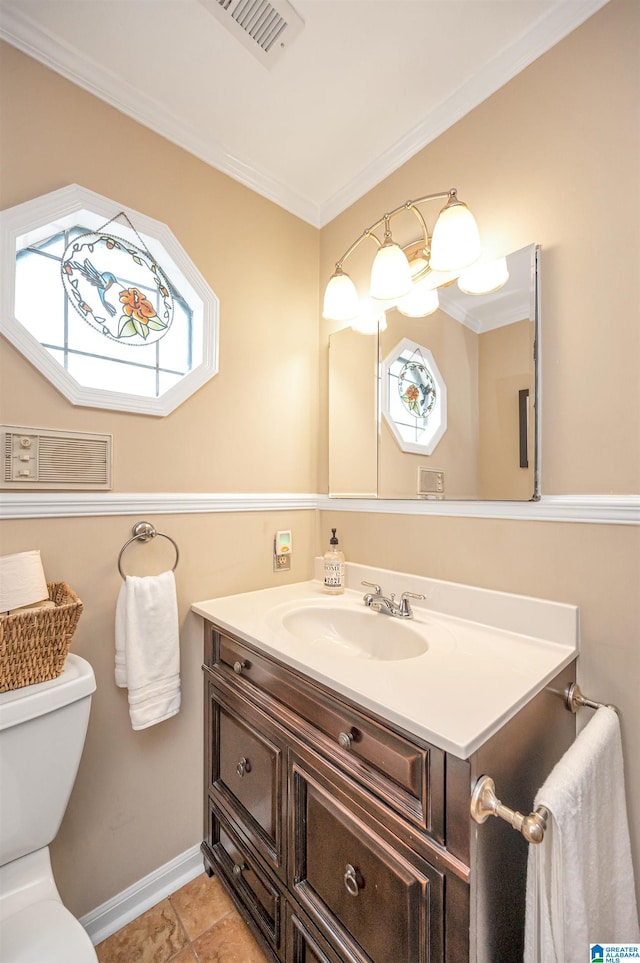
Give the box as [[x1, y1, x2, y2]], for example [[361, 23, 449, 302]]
[[344, 864, 361, 896], [233, 660, 247, 674], [236, 756, 251, 777], [338, 730, 354, 750], [232, 862, 246, 877]]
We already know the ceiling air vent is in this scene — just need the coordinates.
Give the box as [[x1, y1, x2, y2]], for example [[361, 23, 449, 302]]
[[199, 0, 304, 66], [1, 426, 112, 490]]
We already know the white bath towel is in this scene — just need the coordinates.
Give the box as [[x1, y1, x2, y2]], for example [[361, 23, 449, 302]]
[[115, 571, 181, 730], [524, 706, 640, 963]]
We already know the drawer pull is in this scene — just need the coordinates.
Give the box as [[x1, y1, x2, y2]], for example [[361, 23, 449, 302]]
[[232, 862, 247, 877], [338, 730, 354, 750], [344, 864, 361, 897], [233, 660, 247, 674], [236, 756, 251, 777]]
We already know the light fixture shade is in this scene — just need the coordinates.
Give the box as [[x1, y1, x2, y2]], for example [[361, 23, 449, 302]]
[[396, 280, 439, 318], [370, 242, 413, 301], [322, 269, 360, 321], [429, 199, 481, 273], [351, 298, 387, 334], [457, 257, 509, 295], [420, 267, 461, 290]]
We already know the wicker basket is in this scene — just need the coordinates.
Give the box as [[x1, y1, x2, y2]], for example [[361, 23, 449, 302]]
[[0, 582, 83, 693]]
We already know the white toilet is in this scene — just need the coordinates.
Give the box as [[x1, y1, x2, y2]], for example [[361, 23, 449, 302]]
[[0, 654, 98, 962]]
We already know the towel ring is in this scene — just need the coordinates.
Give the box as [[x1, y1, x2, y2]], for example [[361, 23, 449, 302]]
[[118, 521, 180, 579]]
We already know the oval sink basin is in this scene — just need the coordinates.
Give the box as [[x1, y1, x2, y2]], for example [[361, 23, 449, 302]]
[[278, 605, 428, 661]]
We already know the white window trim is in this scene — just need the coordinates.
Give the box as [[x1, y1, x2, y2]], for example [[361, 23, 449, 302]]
[[0, 184, 219, 416]]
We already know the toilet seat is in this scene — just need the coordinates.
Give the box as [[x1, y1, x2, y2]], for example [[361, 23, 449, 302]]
[[0, 898, 98, 963]]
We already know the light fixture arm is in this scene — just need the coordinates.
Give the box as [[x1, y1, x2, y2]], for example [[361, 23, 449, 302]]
[[333, 190, 454, 271], [323, 187, 481, 324]]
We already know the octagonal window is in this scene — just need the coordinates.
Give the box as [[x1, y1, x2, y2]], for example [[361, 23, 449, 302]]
[[1, 185, 219, 415], [381, 337, 447, 454]]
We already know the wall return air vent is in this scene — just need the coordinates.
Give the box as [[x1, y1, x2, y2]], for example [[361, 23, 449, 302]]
[[199, 0, 304, 66], [1, 426, 112, 490]]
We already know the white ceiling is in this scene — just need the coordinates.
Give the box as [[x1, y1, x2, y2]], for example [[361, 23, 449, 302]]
[[0, 0, 607, 226]]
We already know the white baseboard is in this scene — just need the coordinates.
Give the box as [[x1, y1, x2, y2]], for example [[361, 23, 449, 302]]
[[79, 843, 204, 946]]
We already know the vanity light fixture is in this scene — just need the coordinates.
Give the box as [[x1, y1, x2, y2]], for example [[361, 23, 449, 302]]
[[457, 256, 509, 296], [322, 188, 482, 324], [350, 297, 388, 334]]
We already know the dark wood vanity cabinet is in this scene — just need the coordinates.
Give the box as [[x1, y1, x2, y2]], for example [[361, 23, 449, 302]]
[[201, 620, 575, 963]]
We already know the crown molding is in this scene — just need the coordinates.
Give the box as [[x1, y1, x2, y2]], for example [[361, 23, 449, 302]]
[[0, 7, 321, 227], [1, 491, 637, 525], [0, 0, 609, 228], [316, 0, 610, 224]]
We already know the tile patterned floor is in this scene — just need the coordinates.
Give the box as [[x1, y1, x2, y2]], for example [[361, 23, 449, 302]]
[[95, 873, 271, 963]]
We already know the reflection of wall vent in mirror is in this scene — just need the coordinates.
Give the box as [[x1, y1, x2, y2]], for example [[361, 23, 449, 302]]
[[199, 0, 304, 66], [417, 468, 444, 499], [1, 426, 112, 490]]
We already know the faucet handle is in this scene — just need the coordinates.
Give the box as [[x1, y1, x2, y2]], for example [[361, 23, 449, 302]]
[[398, 591, 426, 618], [361, 580, 382, 596]]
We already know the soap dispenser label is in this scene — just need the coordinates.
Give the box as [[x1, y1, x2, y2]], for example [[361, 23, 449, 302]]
[[324, 561, 344, 587]]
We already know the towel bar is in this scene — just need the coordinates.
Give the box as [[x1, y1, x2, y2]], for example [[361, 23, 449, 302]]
[[564, 682, 618, 713], [117, 521, 180, 579], [470, 775, 549, 844], [471, 687, 619, 843]]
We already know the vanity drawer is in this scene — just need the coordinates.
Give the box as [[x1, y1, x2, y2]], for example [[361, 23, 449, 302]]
[[206, 680, 286, 878], [289, 752, 444, 963], [209, 625, 444, 841], [205, 800, 283, 959]]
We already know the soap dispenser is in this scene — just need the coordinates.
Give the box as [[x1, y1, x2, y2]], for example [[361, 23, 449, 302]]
[[323, 528, 345, 595]]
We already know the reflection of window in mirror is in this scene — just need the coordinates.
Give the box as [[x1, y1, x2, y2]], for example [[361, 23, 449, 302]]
[[381, 338, 447, 455], [1, 185, 219, 415]]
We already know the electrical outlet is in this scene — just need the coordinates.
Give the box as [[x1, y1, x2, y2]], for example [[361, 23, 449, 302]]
[[274, 553, 291, 572]]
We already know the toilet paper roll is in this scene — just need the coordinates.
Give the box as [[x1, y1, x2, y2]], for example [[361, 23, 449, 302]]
[[0, 550, 49, 612]]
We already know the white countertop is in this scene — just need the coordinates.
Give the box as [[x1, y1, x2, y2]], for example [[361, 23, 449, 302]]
[[192, 562, 578, 759]]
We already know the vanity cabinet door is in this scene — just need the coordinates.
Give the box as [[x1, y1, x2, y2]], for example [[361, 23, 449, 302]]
[[205, 678, 286, 879], [205, 800, 283, 960], [286, 905, 347, 963], [289, 751, 444, 963]]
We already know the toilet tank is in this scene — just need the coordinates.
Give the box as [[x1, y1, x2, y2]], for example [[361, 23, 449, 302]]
[[0, 654, 96, 867]]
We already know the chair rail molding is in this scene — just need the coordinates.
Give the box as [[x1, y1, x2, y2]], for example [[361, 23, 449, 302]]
[[0, 492, 638, 525]]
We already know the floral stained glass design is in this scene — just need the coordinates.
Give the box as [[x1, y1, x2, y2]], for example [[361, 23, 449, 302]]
[[61, 231, 174, 346], [382, 337, 447, 455], [398, 360, 437, 418]]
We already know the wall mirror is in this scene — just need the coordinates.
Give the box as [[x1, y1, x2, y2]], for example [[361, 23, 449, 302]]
[[328, 243, 540, 500]]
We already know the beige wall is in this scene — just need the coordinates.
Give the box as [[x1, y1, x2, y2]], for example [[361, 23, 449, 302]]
[[1, 0, 639, 924], [0, 44, 320, 496], [319, 0, 640, 902], [328, 328, 378, 496], [0, 42, 319, 915], [478, 318, 534, 499]]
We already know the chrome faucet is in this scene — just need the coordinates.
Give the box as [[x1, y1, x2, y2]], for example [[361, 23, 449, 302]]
[[361, 581, 426, 619]]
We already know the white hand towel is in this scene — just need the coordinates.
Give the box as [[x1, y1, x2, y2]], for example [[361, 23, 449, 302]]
[[524, 706, 640, 963], [114, 571, 181, 730]]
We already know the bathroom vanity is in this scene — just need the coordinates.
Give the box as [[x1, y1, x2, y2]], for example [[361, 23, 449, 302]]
[[193, 563, 578, 963]]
